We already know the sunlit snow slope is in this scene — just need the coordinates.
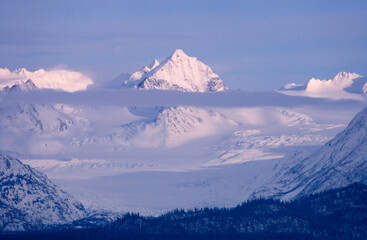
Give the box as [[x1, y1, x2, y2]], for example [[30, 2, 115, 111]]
[[120, 49, 227, 92]]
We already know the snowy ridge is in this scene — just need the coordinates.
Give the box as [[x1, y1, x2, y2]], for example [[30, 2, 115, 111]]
[[0, 102, 83, 155], [3, 79, 38, 92], [271, 108, 316, 127], [208, 130, 329, 166], [121, 49, 227, 92], [0, 82, 91, 155], [129, 59, 160, 83], [0, 154, 86, 231], [22, 158, 158, 179], [253, 105, 367, 199], [1, 104, 74, 135], [107, 106, 237, 148], [278, 72, 366, 100]]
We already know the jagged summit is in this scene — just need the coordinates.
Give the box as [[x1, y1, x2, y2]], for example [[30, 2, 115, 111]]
[[3, 79, 38, 92], [121, 49, 228, 92], [169, 49, 189, 60], [148, 59, 160, 70], [129, 59, 160, 82], [334, 71, 361, 81]]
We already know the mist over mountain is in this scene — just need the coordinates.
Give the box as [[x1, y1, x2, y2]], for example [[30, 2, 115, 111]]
[[0, 68, 93, 92], [278, 72, 367, 100], [0, 49, 366, 236]]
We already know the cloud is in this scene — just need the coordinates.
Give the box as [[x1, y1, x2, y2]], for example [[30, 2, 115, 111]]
[[0, 68, 93, 92], [1, 88, 364, 110], [278, 72, 367, 100]]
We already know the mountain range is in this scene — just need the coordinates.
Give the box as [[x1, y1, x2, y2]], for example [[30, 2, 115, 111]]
[[0, 49, 367, 232]]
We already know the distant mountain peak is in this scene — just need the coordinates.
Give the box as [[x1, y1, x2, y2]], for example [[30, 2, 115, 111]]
[[278, 72, 366, 100], [170, 49, 189, 60], [119, 49, 228, 92], [334, 71, 361, 80], [3, 79, 38, 92]]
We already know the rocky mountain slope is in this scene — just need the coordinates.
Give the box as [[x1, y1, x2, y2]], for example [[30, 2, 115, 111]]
[[0, 153, 86, 232], [253, 105, 367, 199]]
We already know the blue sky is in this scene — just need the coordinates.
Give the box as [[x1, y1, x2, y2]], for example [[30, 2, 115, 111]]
[[0, 0, 366, 90]]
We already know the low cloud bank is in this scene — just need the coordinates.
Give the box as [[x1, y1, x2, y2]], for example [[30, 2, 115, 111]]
[[1, 88, 364, 109], [278, 72, 367, 100]]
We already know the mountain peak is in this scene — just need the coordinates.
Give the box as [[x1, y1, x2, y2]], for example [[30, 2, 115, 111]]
[[120, 50, 227, 92], [334, 71, 361, 80], [331, 72, 361, 83], [170, 49, 190, 60], [3, 79, 38, 92], [149, 59, 160, 69]]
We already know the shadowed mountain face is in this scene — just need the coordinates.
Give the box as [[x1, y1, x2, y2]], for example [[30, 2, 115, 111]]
[[253, 105, 367, 199], [0, 154, 86, 232]]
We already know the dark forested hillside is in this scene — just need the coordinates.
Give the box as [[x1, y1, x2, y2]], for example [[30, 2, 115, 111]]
[[2, 183, 367, 240]]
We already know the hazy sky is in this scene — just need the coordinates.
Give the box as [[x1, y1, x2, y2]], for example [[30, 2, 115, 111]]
[[0, 0, 366, 90]]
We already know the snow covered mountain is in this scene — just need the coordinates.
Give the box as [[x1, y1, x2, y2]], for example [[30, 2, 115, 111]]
[[278, 72, 367, 100], [253, 105, 367, 199], [0, 68, 93, 92], [102, 50, 231, 148], [0, 80, 90, 155], [106, 106, 237, 148], [3, 79, 38, 92], [0, 153, 86, 231], [120, 49, 227, 92]]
